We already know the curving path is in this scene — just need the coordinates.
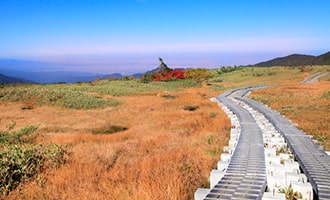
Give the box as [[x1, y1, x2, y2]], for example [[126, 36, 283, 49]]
[[202, 88, 267, 199], [238, 87, 330, 199], [195, 86, 330, 200], [301, 72, 329, 83]]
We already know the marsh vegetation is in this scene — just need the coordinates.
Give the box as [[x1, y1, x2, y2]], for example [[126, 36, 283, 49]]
[[0, 65, 329, 199]]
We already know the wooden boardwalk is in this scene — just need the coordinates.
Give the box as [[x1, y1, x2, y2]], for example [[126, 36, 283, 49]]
[[204, 89, 267, 199], [196, 86, 330, 200], [238, 88, 330, 199]]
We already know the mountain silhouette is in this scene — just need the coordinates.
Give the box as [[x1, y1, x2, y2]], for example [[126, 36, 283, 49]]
[[0, 73, 31, 84], [255, 52, 330, 66]]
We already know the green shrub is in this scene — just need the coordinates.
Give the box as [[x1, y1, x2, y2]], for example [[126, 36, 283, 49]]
[[267, 71, 277, 76], [279, 186, 302, 200], [321, 90, 330, 99], [140, 73, 155, 83], [253, 72, 264, 77], [0, 121, 38, 144], [216, 66, 244, 74], [0, 84, 121, 109], [0, 143, 65, 195], [0, 80, 201, 109], [210, 78, 223, 83], [184, 68, 209, 82], [209, 112, 218, 118], [61, 91, 121, 109], [0, 124, 66, 196], [209, 85, 224, 91]]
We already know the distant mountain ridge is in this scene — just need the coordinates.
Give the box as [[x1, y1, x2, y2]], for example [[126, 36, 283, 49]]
[[0, 73, 30, 84], [1, 51, 329, 84], [255, 51, 330, 67], [0, 59, 125, 84]]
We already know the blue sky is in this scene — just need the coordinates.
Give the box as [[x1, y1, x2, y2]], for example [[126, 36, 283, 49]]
[[0, 0, 329, 69]]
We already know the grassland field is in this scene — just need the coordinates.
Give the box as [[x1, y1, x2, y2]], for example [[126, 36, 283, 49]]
[[0, 65, 329, 199]]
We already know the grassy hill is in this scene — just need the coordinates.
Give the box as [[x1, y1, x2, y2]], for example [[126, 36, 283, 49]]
[[255, 51, 330, 66], [313, 51, 330, 64], [1, 65, 329, 199]]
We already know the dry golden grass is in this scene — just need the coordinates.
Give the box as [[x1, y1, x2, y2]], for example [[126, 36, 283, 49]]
[[2, 86, 230, 200], [3, 67, 328, 199], [251, 80, 330, 150]]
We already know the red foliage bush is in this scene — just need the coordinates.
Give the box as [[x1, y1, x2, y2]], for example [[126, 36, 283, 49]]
[[153, 69, 185, 81]]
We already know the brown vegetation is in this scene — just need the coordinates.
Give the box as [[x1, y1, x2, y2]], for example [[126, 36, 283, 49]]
[[2, 66, 329, 199], [251, 80, 330, 150], [1, 87, 230, 199]]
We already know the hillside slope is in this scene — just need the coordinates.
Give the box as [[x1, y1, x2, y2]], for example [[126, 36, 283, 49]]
[[0, 73, 28, 84], [255, 51, 330, 66], [313, 51, 330, 65]]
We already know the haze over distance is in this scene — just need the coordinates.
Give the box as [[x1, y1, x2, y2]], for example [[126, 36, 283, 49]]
[[1, 0, 329, 74]]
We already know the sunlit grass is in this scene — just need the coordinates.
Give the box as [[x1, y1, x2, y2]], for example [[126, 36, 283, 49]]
[[1, 65, 329, 199], [0, 79, 200, 109], [208, 65, 330, 87], [76, 79, 201, 96], [251, 80, 330, 150], [0, 84, 121, 109], [2, 84, 229, 200]]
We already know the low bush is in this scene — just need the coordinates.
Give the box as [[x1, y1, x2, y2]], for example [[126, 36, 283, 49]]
[[0, 123, 66, 197], [210, 78, 223, 83], [0, 85, 121, 109], [321, 90, 330, 99], [299, 66, 313, 72], [253, 72, 264, 77], [0, 121, 38, 144], [154, 69, 185, 81], [216, 66, 244, 74], [209, 112, 218, 118], [209, 85, 224, 91], [184, 68, 209, 82]]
